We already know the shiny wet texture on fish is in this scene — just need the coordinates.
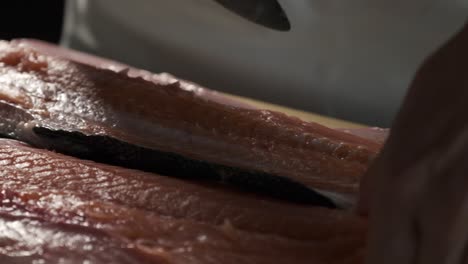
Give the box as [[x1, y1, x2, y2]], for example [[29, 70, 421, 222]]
[[0, 41, 382, 205], [0, 188, 364, 264], [0, 139, 366, 263], [0, 139, 365, 241], [0, 40, 374, 263]]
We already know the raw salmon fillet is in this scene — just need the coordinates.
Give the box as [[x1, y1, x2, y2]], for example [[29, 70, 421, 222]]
[[0, 139, 366, 263], [0, 40, 382, 207], [12, 39, 255, 110], [0, 139, 364, 241]]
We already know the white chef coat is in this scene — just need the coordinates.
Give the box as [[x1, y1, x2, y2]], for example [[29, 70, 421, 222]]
[[60, 0, 468, 126]]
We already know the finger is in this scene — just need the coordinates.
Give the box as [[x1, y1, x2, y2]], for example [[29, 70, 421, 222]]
[[365, 155, 432, 264], [416, 185, 468, 264], [366, 205, 417, 264], [417, 140, 468, 264], [365, 179, 418, 264]]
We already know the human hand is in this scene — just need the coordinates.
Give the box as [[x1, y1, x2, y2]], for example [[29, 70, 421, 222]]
[[359, 21, 468, 264]]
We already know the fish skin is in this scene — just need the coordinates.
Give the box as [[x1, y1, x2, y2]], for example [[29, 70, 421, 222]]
[[0, 138, 365, 241], [0, 41, 381, 203], [30, 125, 337, 208]]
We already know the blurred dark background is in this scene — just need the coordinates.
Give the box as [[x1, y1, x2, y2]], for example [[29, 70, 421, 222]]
[[0, 1, 65, 43]]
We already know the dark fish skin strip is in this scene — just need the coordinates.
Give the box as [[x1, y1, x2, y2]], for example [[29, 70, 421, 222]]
[[0, 188, 365, 264], [0, 41, 382, 206], [0, 138, 365, 241], [0, 99, 336, 208], [0, 102, 336, 209], [31, 126, 335, 208], [0, 97, 339, 208]]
